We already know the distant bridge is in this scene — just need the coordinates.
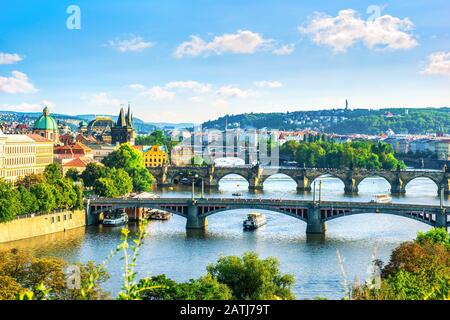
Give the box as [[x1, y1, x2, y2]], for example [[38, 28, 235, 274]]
[[86, 197, 449, 234], [147, 165, 450, 195]]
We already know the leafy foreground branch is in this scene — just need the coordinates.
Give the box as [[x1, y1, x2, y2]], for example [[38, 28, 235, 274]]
[[350, 228, 450, 300], [1, 226, 449, 300]]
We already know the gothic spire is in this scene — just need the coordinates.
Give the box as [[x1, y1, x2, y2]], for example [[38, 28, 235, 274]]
[[117, 106, 126, 127], [126, 102, 133, 128]]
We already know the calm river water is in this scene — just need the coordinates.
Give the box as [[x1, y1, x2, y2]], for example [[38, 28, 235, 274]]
[[1, 175, 447, 299]]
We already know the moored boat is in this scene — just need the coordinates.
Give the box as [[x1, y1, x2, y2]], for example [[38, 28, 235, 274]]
[[243, 213, 267, 230], [371, 194, 392, 204], [102, 210, 129, 226], [147, 209, 172, 221]]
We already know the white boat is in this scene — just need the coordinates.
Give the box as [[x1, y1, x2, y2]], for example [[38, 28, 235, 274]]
[[243, 213, 267, 230], [371, 194, 392, 204], [103, 211, 129, 226]]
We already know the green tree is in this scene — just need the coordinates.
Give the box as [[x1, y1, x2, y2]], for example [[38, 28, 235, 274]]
[[30, 183, 56, 213], [44, 163, 63, 184], [134, 274, 232, 300], [65, 168, 80, 182], [81, 163, 107, 188], [0, 180, 21, 222], [417, 228, 450, 249], [206, 252, 295, 300], [102, 144, 155, 192]]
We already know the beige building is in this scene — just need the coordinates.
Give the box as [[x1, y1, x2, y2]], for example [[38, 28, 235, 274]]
[[27, 134, 54, 175], [0, 133, 36, 183]]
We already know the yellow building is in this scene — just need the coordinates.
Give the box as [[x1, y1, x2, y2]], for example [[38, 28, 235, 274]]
[[0, 133, 36, 183], [142, 145, 167, 167], [27, 134, 54, 175]]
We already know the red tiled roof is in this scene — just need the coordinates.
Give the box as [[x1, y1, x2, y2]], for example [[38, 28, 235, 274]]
[[26, 134, 52, 143]]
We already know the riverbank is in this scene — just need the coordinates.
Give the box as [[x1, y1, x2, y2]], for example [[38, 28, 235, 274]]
[[0, 210, 86, 243]]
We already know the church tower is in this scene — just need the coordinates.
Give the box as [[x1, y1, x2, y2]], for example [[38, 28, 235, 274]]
[[111, 104, 135, 145]]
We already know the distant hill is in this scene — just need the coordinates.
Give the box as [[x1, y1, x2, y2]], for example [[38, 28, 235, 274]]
[[202, 108, 450, 135], [0, 110, 193, 134]]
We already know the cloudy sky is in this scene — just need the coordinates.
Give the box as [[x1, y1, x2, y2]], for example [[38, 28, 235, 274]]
[[0, 0, 449, 123]]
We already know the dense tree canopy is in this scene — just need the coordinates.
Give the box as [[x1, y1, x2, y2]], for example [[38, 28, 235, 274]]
[[0, 249, 109, 300], [281, 140, 405, 170], [206, 252, 295, 300], [102, 144, 155, 192], [0, 164, 83, 223]]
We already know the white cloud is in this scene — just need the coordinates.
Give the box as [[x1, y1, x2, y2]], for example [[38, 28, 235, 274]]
[[421, 51, 450, 76], [299, 9, 417, 53], [272, 44, 295, 55], [212, 99, 229, 108], [128, 83, 146, 90], [175, 30, 290, 58], [84, 92, 122, 107], [0, 100, 55, 112], [0, 71, 37, 94], [216, 85, 256, 98], [0, 52, 23, 65], [188, 96, 205, 103], [254, 81, 283, 89], [107, 35, 154, 52], [165, 81, 212, 94], [140, 86, 175, 101]]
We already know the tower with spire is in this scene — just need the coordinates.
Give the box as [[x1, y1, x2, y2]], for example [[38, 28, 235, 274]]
[[111, 103, 135, 145]]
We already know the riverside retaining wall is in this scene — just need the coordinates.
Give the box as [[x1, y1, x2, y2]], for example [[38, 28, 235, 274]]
[[0, 210, 86, 243]]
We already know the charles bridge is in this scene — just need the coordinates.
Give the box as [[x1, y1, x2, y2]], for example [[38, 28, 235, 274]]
[[148, 164, 450, 195]]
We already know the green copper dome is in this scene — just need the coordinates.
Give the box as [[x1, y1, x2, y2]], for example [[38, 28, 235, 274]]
[[33, 107, 58, 131]]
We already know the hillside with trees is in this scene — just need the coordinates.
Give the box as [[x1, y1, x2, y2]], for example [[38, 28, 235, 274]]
[[202, 108, 450, 135]]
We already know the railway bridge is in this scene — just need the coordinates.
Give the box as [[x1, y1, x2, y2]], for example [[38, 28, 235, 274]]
[[86, 197, 449, 235]]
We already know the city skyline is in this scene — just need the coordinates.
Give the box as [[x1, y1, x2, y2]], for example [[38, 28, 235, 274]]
[[1, 0, 450, 123]]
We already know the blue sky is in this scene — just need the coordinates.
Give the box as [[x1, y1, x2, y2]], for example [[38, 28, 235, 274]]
[[0, 0, 449, 123]]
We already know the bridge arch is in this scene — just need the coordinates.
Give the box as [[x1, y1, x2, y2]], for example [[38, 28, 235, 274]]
[[322, 210, 436, 227], [89, 204, 188, 219], [262, 173, 297, 189], [356, 175, 392, 193], [309, 174, 346, 192], [198, 207, 308, 223], [404, 176, 440, 194], [216, 173, 250, 185]]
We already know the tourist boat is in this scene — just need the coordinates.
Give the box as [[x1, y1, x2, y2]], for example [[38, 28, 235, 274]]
[[147, 209, 172, 221], [371, 194, 392, 204], [243, 213, 267, 230], [232, 192, 243, 197], [102, 210, 129, 226]]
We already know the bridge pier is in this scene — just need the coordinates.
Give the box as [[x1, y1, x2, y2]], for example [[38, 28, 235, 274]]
[[436, 209, 448, 230], [390, 179, 406, 195], [186, 202, 208, 229], [306, 205, 326, 235], [296, 176, 311, 192]]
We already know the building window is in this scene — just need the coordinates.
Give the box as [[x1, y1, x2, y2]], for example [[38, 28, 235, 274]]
[[57, 216, 61, 222], [51, 217, 55, 224]]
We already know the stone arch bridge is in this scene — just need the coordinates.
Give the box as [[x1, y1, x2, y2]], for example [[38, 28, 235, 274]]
[[86, 197, 449, 235], [148, 165, 450, 195]]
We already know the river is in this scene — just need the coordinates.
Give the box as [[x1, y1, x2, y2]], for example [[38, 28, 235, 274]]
[[1, 175, 446, 300]]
